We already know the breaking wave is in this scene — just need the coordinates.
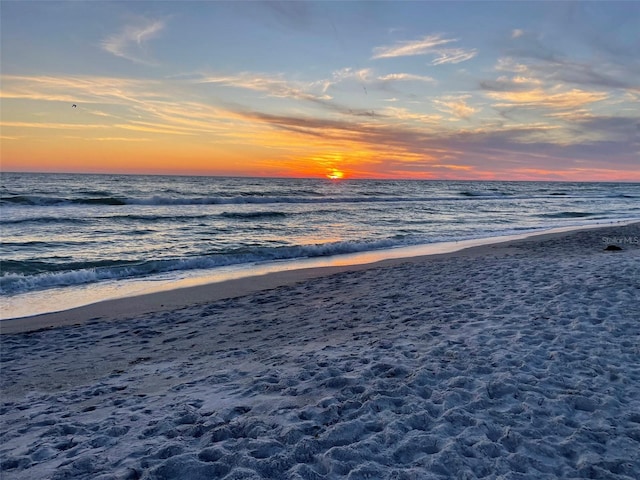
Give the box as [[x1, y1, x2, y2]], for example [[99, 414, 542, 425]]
[[0, 238, 411, 295]]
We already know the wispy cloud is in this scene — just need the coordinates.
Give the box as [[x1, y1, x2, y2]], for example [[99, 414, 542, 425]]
[[102, 18, 166, 65], [433, 95, 478, 120], [93, 137, 151, 142], [486, 87, 608, 110], [196, 72, 332, 102], [323, 68, 373, 92], [541, 59, 638, 91], [115, 122, 197, 136], [195, 66, 439, 114], [572, 115, 640, 144], [378, 106, 441, 124], [0, 74, 255, 140], [372, 34, 477, 65], [196, 69, 381, 117], [372, 34, 453, 59], [0, 75, 164, 106], [495, 57, 529, 74], [1, 121, 109, 130], [500, 24, 640, 92], [431, 48, 477, 65], [480, 74, 542, 92], [499, 50, 640, 91], [378, 73, 435, 83], [3, 59, 635, 180]]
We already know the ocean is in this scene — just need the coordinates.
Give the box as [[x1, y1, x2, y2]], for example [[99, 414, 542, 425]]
[[2, 172, 639, 319]]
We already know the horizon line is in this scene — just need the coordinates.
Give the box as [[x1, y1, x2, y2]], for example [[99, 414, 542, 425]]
[[3, 170, 639, 184]]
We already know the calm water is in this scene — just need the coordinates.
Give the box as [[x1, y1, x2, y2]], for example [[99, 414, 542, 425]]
[[2, 173, 639, 318]]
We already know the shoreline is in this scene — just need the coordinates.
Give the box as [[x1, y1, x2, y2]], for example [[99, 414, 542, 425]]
[[1, 220, 637, 335], [2, 221, 638, 479]]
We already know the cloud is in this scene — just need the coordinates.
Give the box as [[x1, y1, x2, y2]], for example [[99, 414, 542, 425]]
[[498, 50, 640, 91], [328, 67, 373, 88], [372, 34, 453, 59], [115, 122, 197, 136], [507, 32, 561, 63], [499, 23, 640, 92], [196, 71, 384, 119], [495, 57, 529, 74], [480, 74, 542, 92], [4, 60, 636, 180], [102, 18, 166, 65], [377, 73, 435, 83], [197, 68, 435, 113], [1, 121, 109, 130], [0, 75, 163, 105], [372, 34, 476, 65], [572, 115, 640, 144], [198, 67, 441, 118], [537, 59, 639, 91], [486, 87, 608, 110], [511, 29, 524, 39], [93, 137, 151, 142], [433, 95, 478, 120], [431, 48, 477, 65], [0, 74, 258, 140], [378, 106, 442, 125], [225, 98, 639, 180], [324, 68, 436, 97], [196, 72, 331, 102]]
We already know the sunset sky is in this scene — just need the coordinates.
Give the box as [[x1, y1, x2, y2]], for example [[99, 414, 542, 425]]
[[1, 1, 639, 180]]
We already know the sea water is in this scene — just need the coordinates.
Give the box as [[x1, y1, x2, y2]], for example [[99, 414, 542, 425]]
[[2, 172, 639, 318]]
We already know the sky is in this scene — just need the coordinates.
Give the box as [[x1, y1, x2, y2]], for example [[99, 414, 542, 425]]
[[1, 1, 639, 181]]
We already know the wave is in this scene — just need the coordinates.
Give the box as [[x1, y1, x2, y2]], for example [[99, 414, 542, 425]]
[[538, 211, 597, 219], [0, 240, 94, 249], [1, 195, 126, 206], [13, 184, 636, 208], [0, 238, 413, 295], [0, 216, 90, 226], [1, 213, 218, 226], [608, 194, 638, 199], [458, 190, 513, 198], [0, 193, 421, 206], [3, 215, 637, 296], [0, 258, 137, 276], [80, 197, 127, 205], [220, 211, 288, 220], [2, 193, 540, 208]]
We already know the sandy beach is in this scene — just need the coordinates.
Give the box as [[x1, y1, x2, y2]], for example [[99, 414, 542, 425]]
[[1, 223, 639, 479]]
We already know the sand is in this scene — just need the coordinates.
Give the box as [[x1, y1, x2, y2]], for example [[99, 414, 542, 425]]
[[1, 223, 639, 479]]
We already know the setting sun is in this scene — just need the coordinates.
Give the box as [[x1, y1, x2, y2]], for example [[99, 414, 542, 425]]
[[327, 170, 344, 180]]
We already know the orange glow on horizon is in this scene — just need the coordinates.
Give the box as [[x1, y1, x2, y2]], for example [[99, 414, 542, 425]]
[[3, 121, 640, 181]]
